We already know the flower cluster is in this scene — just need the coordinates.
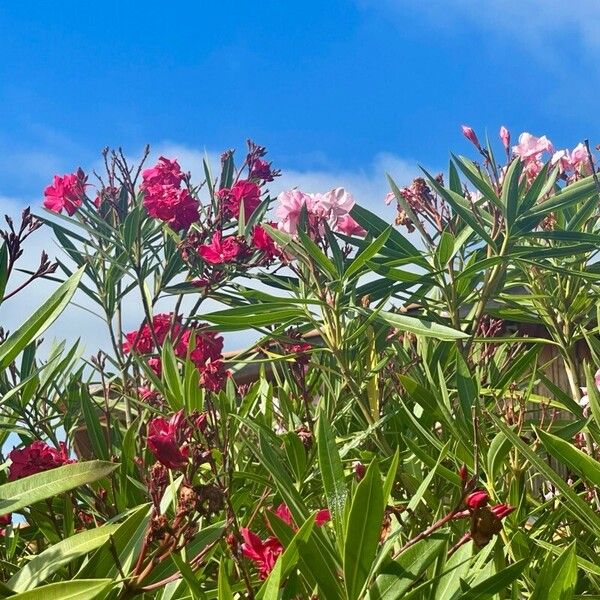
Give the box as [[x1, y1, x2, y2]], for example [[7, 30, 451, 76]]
[[241, 503, 330, 579], [141, 157, 199, 230], [8, 440, 73, 480], [122, 312, 227, 391], [43, 169, 87, 215], [275, 187, 365, 237]]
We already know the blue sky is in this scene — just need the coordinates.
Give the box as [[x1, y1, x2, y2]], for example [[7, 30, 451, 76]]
[[1, 0, 599, 202], [2, 0, 599, 349]]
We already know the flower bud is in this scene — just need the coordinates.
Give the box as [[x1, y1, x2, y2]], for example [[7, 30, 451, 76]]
[[461, 125, 480, 149], [499, 126, 510, 150]]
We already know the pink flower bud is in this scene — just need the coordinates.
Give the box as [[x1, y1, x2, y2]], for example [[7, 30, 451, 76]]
[[353, 460, 366, 481], [465, 489, 489, 510], [459, 464, 468, 484], [499, 126, 510, 150], [461, 125, 480, 148]]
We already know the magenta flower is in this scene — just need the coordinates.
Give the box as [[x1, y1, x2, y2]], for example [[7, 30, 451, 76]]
[[240, 528, 283, 580], [461, 125, 480, 148], [199, 232, 241, 264], [218, 180, 261, 219], [8, 441, 73, 480], [147, 410, 190, 470], [141, 157, 185, 189], [43, 172, 86, 215]]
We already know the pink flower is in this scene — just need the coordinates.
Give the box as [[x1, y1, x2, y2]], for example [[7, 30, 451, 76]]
[[315, 508, 331, 526], [43, 171, 86, 215], [490, 503, 514, 520], [147, 410, 189, 470], [199, 233, 241, 264], [512, 132, 553, 161], [198, 359, 229, 391], [499, 126, 510, 150], [579, 368, 600, 407], [570, 142, 591, 175], [252, 223, 278, 258], [275, 189, 315, 234], [384, 192, 395, 205], [241, 528, 283, 580], [336, 214, 366, 237], [318, 188, 354, 221], [143, 186, 199, 230], [218, 180, 262, 219], [147, 357, 162, 377], [465, 490, 489, 510], [8, 441, 73, 480], [122, 313, 180, 354], [273, 503, 294, 526], [461, 125, 480, 148], [141, 157, 185, 189], [250, 158, 274, 182]]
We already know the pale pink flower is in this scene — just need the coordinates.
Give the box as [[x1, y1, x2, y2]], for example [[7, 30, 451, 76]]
[[512, 133, 554, 161], [384, 192, 395, 205], [315, 187, 355, 227], [551, 149, 572, 174], [275, 189, 315, 234], [570, 142, 591, 175], [579, 368, 600, 408]]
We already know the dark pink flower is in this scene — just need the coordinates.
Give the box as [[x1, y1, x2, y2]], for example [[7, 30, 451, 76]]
[[241, 528, 283, 580], [252, 223, 278, 258], [143, 186, 199, 230], [147, 357, 162, 377], [147, 410, 190, 470], [199, 233, 241, 264], [218, 180, 261, 220], [198, 359, 229, 392], [141, 157, 185, 189], [43, 171, 86, 215], [315, 508, 331, 526], [273, 503, 294, 526], [8, 441, 73, 480], [465, 490, 489, 510], [490, 503, 514, 520], [250, 158, 275, 182]]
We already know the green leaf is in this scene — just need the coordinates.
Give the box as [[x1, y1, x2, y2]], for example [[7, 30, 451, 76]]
[[217, 560, 235, 600], [9, 580, 112, 600], [0, 461, 118, 514], [536, 427, 600, 488], [8, 524, 119, 592], [435, 231, 455, 269], [456, 558, 528, 599], [0, 267, 84, 368], [343, 460, 384, 600], [345, 228, 392, 279], [369, 309, 468, 340], [368, 534, 446, 600], [532, 543, 577, 600], [317, 411, 348, 542]]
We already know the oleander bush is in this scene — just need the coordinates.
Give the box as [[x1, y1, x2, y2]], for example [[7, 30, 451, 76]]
[[1, 127, 600, 598]]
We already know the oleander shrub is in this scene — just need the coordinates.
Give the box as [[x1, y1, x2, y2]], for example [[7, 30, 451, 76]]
[[1, 128, 600, 598]]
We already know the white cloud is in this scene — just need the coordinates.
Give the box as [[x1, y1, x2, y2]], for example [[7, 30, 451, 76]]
[[358, 0, 600, 64], [0, 147, 423, 355]]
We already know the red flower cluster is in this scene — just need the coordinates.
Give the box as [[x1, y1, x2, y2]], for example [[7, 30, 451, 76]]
[[147, 410, 208, 470], [142, 157, 199, 230], [459, 489, 515, 547], [122, 313, 228, 392], [43, 170, 87, 215], [218, 180, 261, 220], [8, 440, 73, 481], [241, 503, 330, 579]]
